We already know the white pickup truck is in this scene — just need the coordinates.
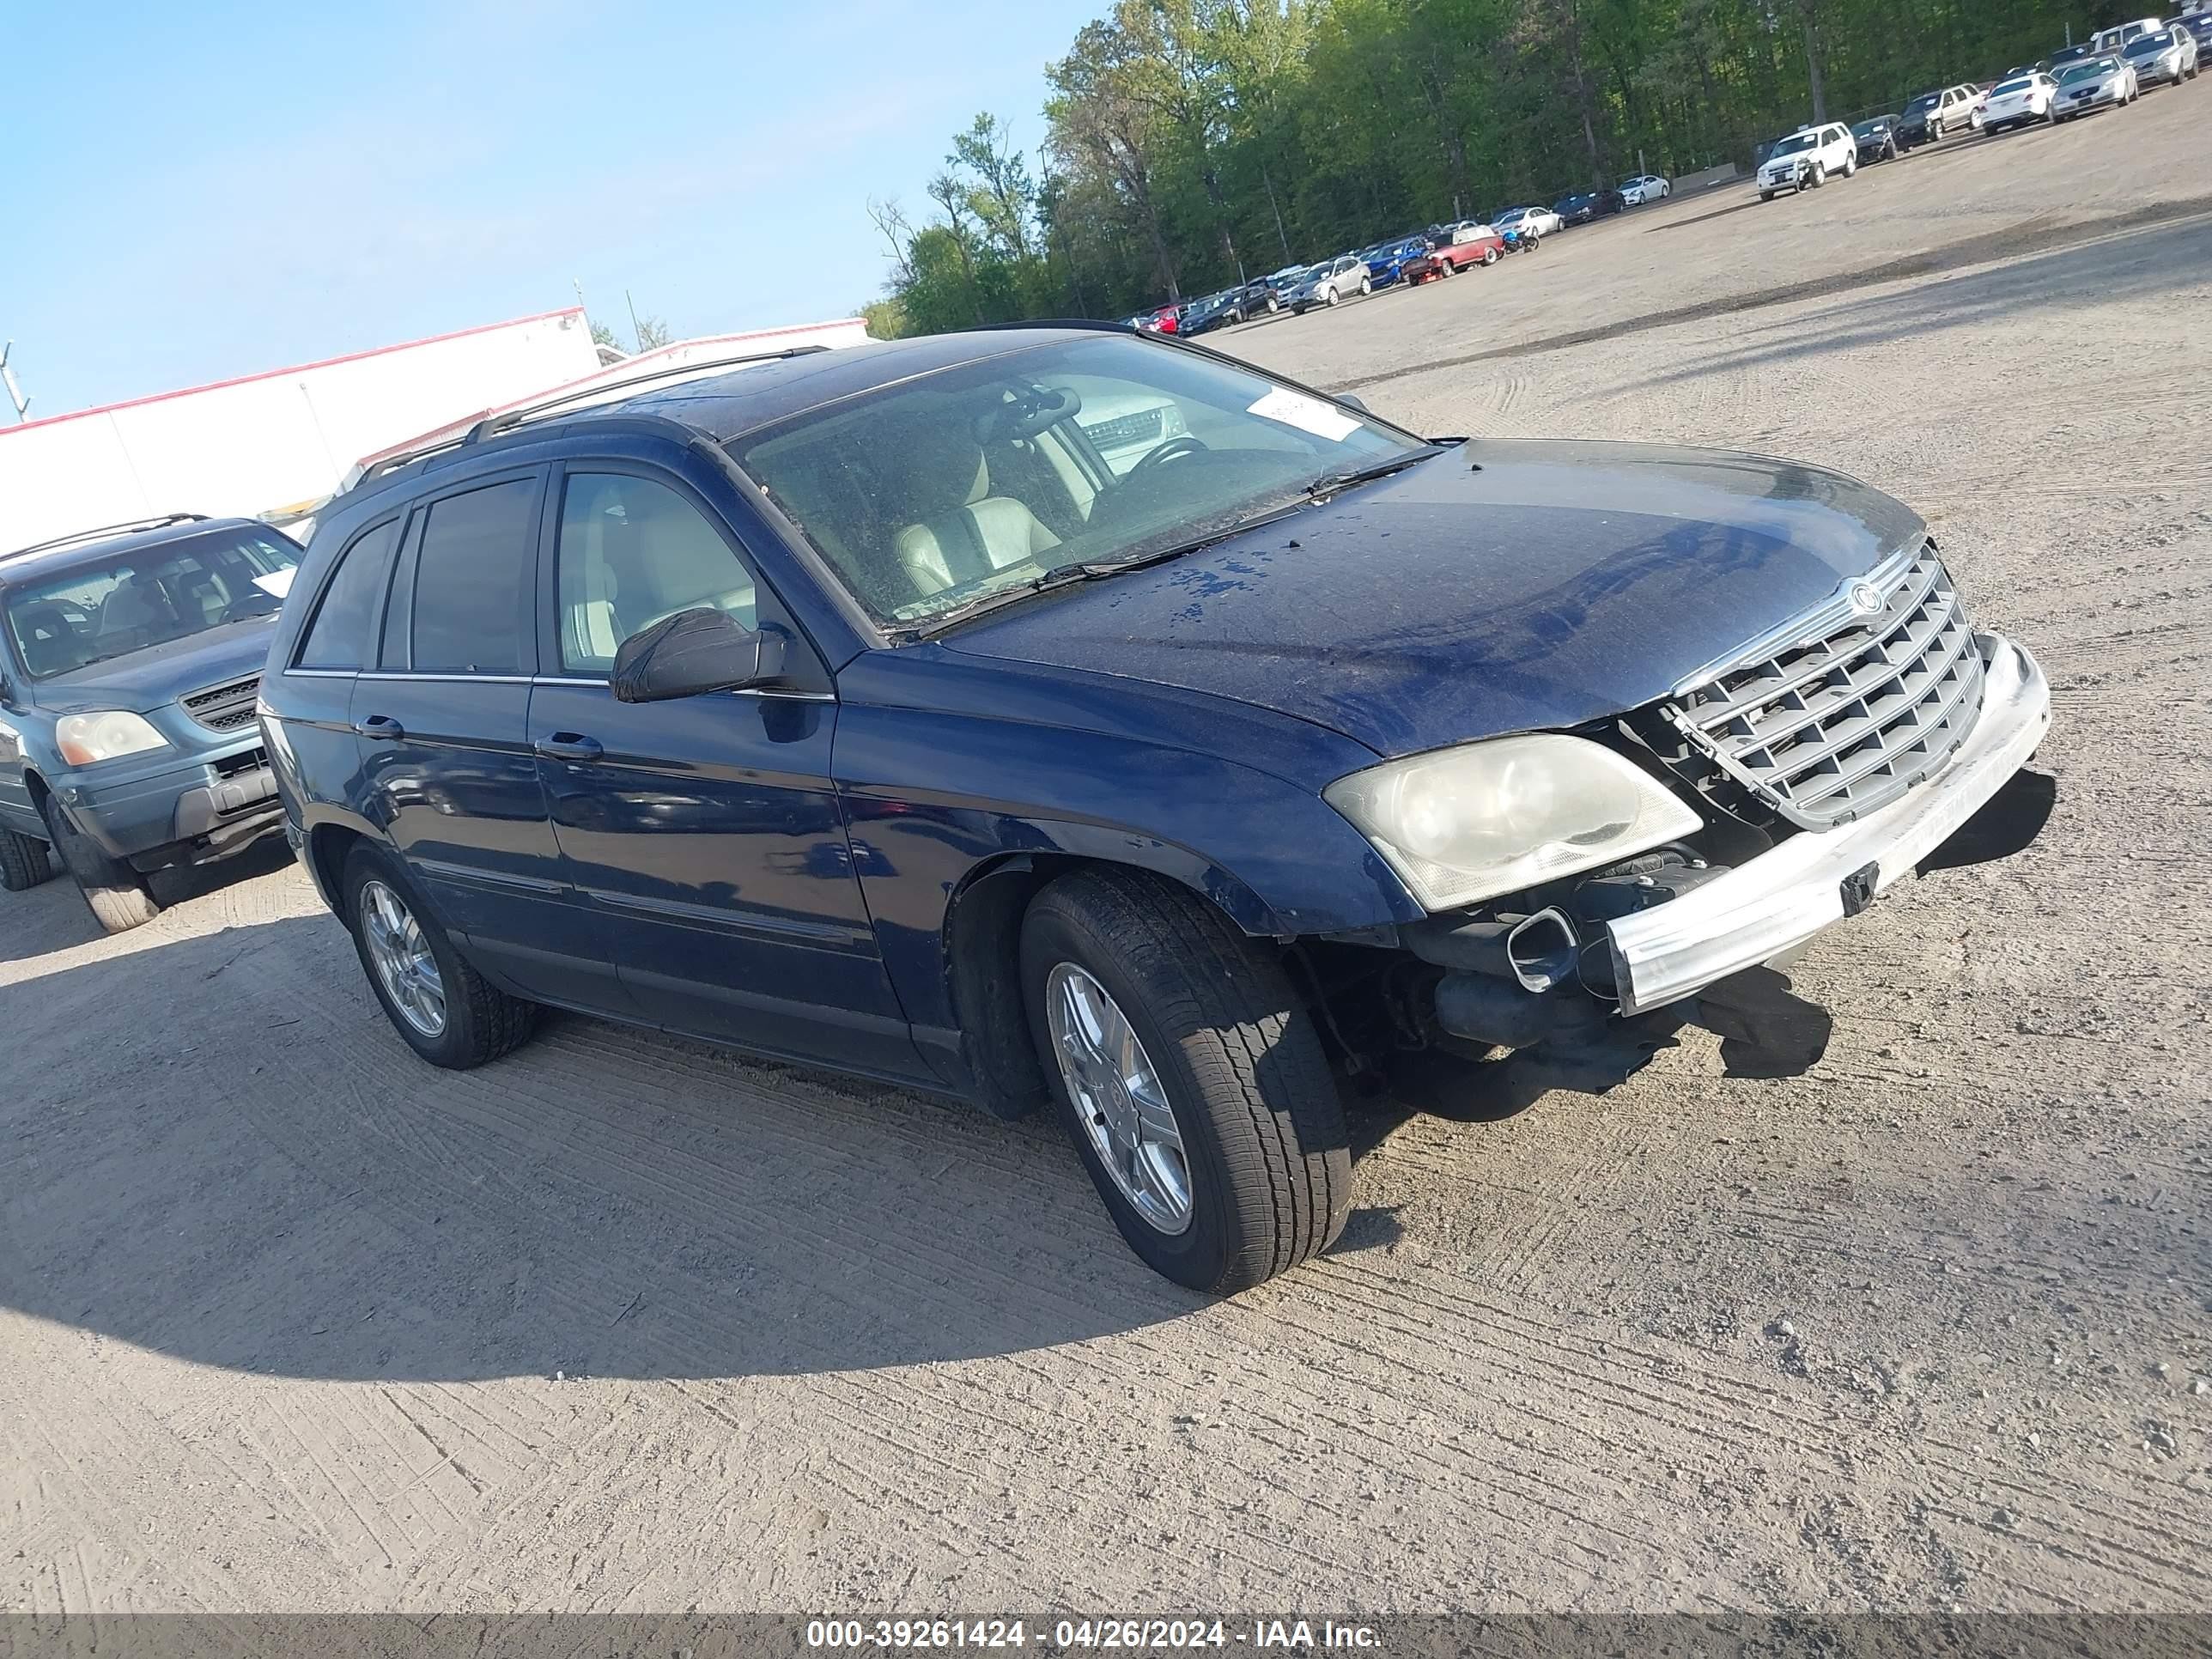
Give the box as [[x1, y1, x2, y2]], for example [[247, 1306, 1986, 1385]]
[[1756, 124, 1857, 199]]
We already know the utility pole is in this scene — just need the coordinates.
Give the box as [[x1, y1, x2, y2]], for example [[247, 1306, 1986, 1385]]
[[0, 342, 28, 424]]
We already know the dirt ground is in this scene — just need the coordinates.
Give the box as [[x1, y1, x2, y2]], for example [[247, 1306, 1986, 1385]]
[[5, 88, 2209, 1620]]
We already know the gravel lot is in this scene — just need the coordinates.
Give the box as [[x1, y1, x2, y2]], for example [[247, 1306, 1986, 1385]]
[[5, 90, 2209, 1619]]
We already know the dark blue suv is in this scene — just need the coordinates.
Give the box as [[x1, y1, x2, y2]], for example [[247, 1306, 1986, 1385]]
[[261, 326, 2050, 1291]]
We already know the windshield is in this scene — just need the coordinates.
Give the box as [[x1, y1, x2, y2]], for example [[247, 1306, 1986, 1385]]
[[1994, 77, 2033, 94], [1771, 132, 1820, 155], [1905, 94, 1941, 113], [729, 336, 1422, 630], [2059, 59, 2116, 82], [2123, 30, 2172, 52], [4, 528, 299, 681], [1851, 118, 1889, 135]]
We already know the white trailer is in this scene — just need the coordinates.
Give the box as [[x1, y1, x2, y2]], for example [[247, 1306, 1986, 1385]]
[[0, 307, 604, 551]]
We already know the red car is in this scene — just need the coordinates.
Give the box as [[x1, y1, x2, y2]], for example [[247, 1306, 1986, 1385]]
[[1402, 222, 1507, 284], [1137, 304, 1181, 334]]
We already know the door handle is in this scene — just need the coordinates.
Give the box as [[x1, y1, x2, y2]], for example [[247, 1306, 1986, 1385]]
[[534, 733, 604, 763], [354, 714, 405, 739]]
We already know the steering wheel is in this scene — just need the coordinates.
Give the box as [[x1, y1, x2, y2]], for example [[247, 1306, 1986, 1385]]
[[218, 591, 281, 624], [1126, 434, 1209, 481]]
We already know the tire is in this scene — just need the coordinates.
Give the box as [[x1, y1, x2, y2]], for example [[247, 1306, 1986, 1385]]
[[1019, 868, 1352, 1294], [1322, 286, 1340, 307], [1760, 191, 1775, 202], [341, 841, 537, 1069], [1358, 276, 1371, 295], [0, 827, 52, 892], [38, 796, 158, 933], [1843, 151, 1857, 176]]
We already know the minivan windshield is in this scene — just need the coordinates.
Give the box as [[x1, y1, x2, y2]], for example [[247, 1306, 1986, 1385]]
[[4, 528, 300, 680], [730, 336, 1425, 630]]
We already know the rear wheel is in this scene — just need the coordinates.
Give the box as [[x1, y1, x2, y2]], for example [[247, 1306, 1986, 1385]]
[[1358, 275, 1371, 295], [1020, 869, 1352, 1293], [0, 827, 52, 892], [39, 797, 158, 933], [342, 842, 538, 1068]]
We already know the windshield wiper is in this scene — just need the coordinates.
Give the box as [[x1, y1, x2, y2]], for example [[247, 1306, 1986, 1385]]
[[900, 447, 1442, 641], [1299, 445, 1441, 503], [899, 505, 1310, 641]]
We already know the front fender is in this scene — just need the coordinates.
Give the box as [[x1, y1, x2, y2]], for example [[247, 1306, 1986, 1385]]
[[832, 689, 1421, 1036]]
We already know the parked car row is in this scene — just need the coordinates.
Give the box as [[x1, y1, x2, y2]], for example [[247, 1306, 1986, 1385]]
[[1761, 13, 2203, 203], [1121, 168, 1676, 335]]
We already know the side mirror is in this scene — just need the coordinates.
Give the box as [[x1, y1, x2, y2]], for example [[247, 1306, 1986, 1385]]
[[611, 607, 786, 704], [1338, 393, 1370, 415]]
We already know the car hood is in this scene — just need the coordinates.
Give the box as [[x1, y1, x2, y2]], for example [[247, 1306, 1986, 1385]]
[[942, 440, 1928, 758], [28, 618, 278, 715]]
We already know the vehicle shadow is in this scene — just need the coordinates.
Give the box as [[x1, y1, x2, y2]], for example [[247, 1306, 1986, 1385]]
[[0, 769, 2057, 1385], [0, 836, 295, 965], [0, 900, 1421, 1383]]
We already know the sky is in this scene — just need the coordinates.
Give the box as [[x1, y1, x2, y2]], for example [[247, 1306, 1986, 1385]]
[[2, 0, 1100, 416]]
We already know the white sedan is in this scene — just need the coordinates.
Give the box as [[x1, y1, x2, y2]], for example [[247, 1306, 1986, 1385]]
[[1983, 70, 2058, 131], [1492, 204, 1565, 240], [1620, 174, 1672, 205]]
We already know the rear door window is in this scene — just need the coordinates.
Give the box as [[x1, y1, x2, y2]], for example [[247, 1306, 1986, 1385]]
[[297, 519, 401, 671], [409, 477, 539, 675]]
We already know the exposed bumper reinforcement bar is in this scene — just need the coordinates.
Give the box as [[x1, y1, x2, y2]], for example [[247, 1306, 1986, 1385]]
[[1607, 633, 2051, 1016]]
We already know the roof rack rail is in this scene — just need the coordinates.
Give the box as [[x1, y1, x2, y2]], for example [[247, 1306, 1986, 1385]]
[[3, 513, 209, 562], [356, 346, 836, 488]]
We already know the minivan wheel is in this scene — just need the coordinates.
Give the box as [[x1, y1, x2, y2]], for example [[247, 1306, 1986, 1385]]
[[1019, 868, 1351, 1293], [39, 797, 158, 932], [0, 827, 53, 892], [342, 842, 537, 1068]]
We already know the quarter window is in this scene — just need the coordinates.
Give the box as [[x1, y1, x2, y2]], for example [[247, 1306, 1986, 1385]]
[[409, 478, 537, 675], [297, 520, 399, 671], [554, 473, 757, 675]]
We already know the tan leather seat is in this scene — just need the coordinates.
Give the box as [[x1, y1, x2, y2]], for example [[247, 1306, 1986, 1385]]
[[890, 432, 1059, 601]]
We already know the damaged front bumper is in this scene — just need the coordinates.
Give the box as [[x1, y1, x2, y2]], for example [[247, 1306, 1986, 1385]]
[[1605, 633, 2050, 1015]]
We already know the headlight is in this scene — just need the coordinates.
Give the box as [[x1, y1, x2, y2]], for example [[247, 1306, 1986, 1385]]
[[1323, 733, 1704, 911], [56, 710, 170, 767]]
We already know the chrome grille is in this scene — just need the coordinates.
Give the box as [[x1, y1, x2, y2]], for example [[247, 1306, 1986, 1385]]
[[1664, 545, 1987, 830], [182, 674, 263, 732]]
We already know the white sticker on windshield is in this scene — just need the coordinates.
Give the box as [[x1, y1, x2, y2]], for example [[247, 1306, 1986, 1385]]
[[252, 568, 295, 599], [1246, 387, 1361, 443]]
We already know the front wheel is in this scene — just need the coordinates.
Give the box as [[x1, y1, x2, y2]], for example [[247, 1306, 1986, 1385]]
[[1021, 869, 1352, 1293], [343, 842, 538, 1068], [0, 827, 53, 892], [1760, 190, 1775, 202], [1322, 287, 1340, 307], [39, 797, 158, 932], [1482, 246, 1500, 265]]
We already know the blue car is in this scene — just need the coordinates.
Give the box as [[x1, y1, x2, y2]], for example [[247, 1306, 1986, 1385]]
[[1358, 237, 1428, 289], [260, 326, 2051, 1291], [0, 514, 301, 928]]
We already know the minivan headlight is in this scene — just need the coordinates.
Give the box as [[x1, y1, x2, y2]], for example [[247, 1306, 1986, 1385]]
[[56, 710, 169, 767], [1323, 733, 1704, 911]]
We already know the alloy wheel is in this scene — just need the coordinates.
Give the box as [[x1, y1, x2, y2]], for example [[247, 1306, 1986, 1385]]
[[361, 878, 447, 1037], [1045, 963, 1193, 1236]]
